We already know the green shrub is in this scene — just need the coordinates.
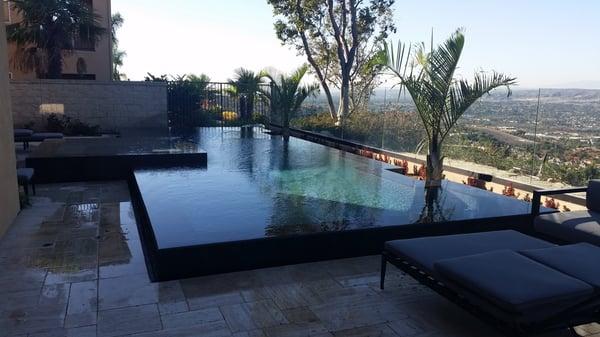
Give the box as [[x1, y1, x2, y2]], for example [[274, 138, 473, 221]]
[[292, 110, 424, 152], [46, 114, 100, 136]]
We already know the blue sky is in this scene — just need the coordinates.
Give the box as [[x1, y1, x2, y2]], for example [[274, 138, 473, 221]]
[[113, 0, 600, 89]]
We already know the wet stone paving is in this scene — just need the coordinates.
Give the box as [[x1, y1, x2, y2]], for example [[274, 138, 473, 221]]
[[0, 181, 598, 337]]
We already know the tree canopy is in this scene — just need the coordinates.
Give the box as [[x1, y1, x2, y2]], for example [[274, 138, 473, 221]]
[[267, 0, 396, 123], [7, 0, 106, 79], [111, 12, 126, 80]]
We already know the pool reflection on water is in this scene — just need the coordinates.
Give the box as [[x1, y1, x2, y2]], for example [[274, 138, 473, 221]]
[[134, 127, 533, 249]]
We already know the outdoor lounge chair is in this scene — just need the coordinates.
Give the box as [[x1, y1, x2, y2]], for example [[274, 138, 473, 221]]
[[14, 128, 63, 150], [17, 168, 35, 196], [532, 180, 600, 246], [380, 230, 600, 336]]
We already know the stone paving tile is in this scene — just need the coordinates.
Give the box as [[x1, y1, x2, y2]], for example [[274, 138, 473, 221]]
[[98, 274, 159, 310], [65, 281, 98, 328], [160, 307, 223, 329], [220, 299, 288, 333], [232, 330, 267, 337], [0, 302, 68, 336], [386, 318, 426, 336], [331, 323, 399, 337], [157, 280, 189, 315], [304, 284, 381, 308], [0, 289, 40, 312], [96, 304, 161, 337], [39, 283, 70, 306], [127, 320, 232, 337], [262, 322, 330, 337], [44, 264, 98, 285], [281, 307, 320, 324], [187, 291, 245, 311], [0, 269, 47, 294], [396, 297, 503, 337], [241, 283, 321, 310], [28, 325, 97, 337], [310, 297, 409, 332], [180, 271, 264, 298]]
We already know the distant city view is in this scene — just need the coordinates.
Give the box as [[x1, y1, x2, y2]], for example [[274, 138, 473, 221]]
[[297, 88, 599, 186]]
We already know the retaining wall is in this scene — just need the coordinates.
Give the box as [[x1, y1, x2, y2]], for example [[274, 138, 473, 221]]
[[10, 80, 168, 132]]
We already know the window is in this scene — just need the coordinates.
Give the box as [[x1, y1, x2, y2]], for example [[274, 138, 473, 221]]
[[73, 0, 95, 51], [2, 0, 11, 23]]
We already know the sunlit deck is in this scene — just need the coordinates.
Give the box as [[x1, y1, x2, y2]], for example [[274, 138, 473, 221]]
[[0, 181, 597, 337]]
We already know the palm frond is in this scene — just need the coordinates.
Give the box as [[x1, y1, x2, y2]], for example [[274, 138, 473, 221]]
[[441, 71, 516, 140], [264, 65, 319, 126]]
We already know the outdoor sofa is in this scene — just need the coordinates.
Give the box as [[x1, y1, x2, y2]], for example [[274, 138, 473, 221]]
[[14, 128, 63, 150], [532, 179, 600, 245], [380, 230, 600, 336]]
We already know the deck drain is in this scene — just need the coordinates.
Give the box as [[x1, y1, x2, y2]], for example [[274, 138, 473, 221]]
[[42, 243, 54, 248]]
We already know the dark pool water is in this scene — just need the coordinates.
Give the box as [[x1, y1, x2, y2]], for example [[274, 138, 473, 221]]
[[134, 127, 534, 249]]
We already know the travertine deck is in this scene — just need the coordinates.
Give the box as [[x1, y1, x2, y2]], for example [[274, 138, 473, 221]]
[[0, 181, 597, 337]]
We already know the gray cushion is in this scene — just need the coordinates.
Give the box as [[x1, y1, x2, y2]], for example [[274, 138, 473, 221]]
[[30, 133, 64, 141], [14, 128, 34, 137], [434, 250, 594, 316], [587, 180, 600, 212], [534, 210, 600, 246], [520, 243, 600, 289], [384, 230, 554, 274], [17, 168, 34, 183]]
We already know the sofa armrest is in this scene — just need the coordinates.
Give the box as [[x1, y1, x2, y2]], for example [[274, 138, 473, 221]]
[[532, 187, 587, 216]]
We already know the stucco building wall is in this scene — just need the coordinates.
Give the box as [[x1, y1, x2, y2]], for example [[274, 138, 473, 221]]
[[0, 12, 20, 237], [10, 80, 168, 132]]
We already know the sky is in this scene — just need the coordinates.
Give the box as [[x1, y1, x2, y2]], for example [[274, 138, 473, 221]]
[[113, 0, 600, 89]]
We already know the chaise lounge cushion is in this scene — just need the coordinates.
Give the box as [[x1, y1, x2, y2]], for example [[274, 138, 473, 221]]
[[384, 230, 554, 274], [534, 210, 600, 246], [520, 243, 600, 289], [588, 180, 600, 212], [434, 250, 594, 318], [30, 133, 64, 142], [14, 128, 34, 138], [17, 168, 34, 184]]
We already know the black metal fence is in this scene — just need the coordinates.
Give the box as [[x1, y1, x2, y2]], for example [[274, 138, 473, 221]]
[[167, 81, 272, 128]]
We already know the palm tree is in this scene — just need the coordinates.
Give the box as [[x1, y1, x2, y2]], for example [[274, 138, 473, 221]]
[[262, 65, 320, 136], [227, 68, 266, 121], [111, 12, 126, 80], [380, 29, 516, 186], [6, 0, 106, 79]]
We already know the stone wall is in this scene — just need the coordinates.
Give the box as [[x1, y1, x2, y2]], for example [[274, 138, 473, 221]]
[[0, 16, 20, 237], [10, 80, 168, 132]]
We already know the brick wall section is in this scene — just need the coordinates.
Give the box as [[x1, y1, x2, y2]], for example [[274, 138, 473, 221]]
[[10, 80, 168, 132]]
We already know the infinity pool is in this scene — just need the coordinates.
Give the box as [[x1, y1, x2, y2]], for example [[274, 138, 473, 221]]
[[134, 127, 533, 251]]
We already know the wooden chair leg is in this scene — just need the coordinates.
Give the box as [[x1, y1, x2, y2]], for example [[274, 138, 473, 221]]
[[23, 182, 29, 196], [32, 182, 36, 195]]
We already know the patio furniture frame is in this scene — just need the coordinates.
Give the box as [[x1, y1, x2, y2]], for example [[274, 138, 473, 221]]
[[531, 186, 587, 216], [380, 246, 600, 337]]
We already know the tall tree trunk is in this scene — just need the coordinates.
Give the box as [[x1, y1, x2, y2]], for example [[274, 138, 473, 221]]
[[282, 109, 290, 137], [295, 0, 337, 120], [239, 96, 248, 121], [46, 43, 63, 79], [426, 133, 444, 186], [247, 94, 255, 120], [336, 68, 351, 126], [419, 185, 440, 223]]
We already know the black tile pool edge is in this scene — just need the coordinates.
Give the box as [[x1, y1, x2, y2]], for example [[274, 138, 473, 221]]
[[128, 172, 537, 282], [28, 152, 207, 183]]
